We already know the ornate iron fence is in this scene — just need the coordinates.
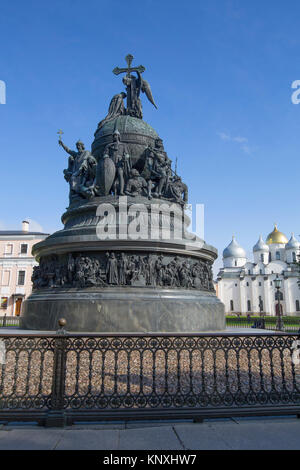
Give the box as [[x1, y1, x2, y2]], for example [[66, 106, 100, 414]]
[[0, 325, 300, 426], [0, 316, 20, 327], [226, 316, 300, 332]]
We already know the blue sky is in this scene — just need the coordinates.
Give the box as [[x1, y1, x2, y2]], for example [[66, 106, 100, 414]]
[[1, 0, 300, 275]]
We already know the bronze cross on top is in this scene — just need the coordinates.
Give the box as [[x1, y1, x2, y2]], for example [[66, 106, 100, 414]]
[[113, 54, 145, 77]]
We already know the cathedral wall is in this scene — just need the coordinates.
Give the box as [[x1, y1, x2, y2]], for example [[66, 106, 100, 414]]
[[218, 278, 241, 313], [223, 257, 246, 268], [284, 277, 300, 315], [268, 244, 286, 262]]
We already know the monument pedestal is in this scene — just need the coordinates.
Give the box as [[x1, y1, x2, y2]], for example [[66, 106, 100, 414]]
[[21, 287, 225, 332]]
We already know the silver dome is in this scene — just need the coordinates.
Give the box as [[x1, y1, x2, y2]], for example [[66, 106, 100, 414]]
[[223, 237, 246, 259], [253, 235, 269, 253], [285, 233, 300, 250]]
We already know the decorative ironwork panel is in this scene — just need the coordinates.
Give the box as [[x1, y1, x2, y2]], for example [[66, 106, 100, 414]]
[[61, 334, 300, 410], [0, 335, 54, 410]]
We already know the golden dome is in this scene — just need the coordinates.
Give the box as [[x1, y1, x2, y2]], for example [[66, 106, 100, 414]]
[[266, 224, 288, 245]]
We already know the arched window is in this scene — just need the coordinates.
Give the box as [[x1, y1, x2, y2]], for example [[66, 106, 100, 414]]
[[276, 251, 280, 260], [269, 252, 272, 262], [247, 300, 251, 312], [292, 252, 296, 262], [259, 269, 262, 274], [235, 260, 237, 266], [230, 300, 234, 311], [296, 300, 300, 312], [260, 254, 264, 262]]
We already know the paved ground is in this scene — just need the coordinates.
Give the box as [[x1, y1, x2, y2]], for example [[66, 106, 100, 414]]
[[0, 416, 300, 450]]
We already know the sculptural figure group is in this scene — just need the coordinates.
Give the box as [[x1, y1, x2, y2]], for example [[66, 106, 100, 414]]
[[32, 252, 215, 292], [59, 131, 188, 205], [58, 55, 188, 205]]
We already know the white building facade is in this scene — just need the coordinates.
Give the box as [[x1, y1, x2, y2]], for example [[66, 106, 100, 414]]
[[216, 225, 300, 316], [0, 221, 49, 317]]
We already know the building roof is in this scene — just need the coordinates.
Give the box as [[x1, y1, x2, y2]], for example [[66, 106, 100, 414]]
[[253, 235, 269, 253], [285, 233, 300, 250], [0, 231, 49, 236], [223, 236, 246, 259], [266, 224, 288, 245]]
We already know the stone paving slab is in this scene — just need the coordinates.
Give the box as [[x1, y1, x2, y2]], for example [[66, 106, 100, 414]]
[[208, 420, 300, 450], [0, 429, 64, 450], [174, 423, 231, 450], [118, 426, 183, 450], [174, 417, 300, 450], [55, 429, 120, 450]]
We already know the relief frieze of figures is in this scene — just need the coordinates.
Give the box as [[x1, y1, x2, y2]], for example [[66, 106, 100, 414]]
[[32, 252, 214, 292]]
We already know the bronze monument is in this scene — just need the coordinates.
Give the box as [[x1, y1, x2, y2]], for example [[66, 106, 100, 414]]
[[21, 55, 225, 332]]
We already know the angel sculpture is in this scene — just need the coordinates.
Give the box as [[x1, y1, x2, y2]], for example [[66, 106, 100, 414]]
[[122, 70, 157, 119], [113, 54, 158, 119]]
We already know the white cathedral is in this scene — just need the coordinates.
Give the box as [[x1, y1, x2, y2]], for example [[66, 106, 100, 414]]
[[216, 225, 300, 316]]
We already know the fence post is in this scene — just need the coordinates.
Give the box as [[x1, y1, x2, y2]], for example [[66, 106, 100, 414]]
[[45, 319, 68, 427], [3, 314, 6, 327]]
